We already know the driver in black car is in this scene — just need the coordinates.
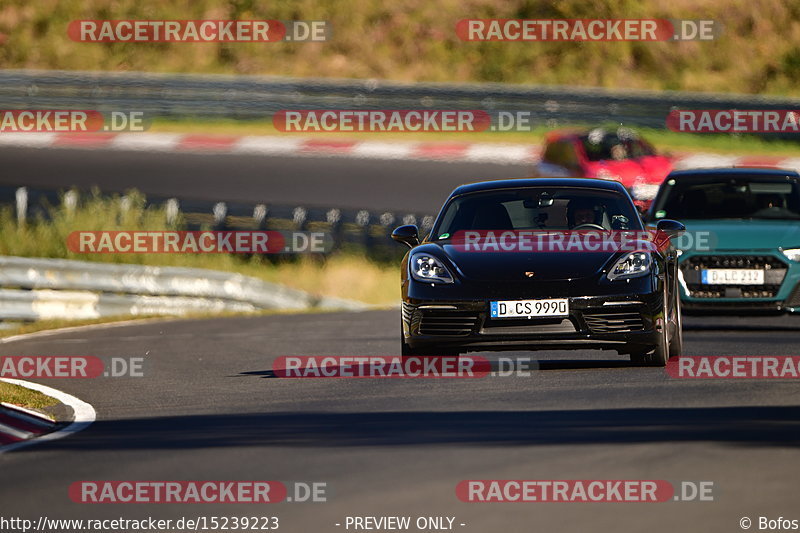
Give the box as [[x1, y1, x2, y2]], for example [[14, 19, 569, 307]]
[[567, 198, 603, 228]]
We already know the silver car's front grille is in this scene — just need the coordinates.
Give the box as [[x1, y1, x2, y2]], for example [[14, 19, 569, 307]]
[[680, 255, 787, 298]]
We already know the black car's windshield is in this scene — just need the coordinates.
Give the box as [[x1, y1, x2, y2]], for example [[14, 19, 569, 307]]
[[652, 175, 800, 220], [433, 187, 642, 238]]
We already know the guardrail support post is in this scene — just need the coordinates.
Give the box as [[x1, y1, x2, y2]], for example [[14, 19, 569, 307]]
[[213, 202, 227, 230], [64, 190, 78, 217], [15, 187, 27, 226], [165, 198, 180, 226]]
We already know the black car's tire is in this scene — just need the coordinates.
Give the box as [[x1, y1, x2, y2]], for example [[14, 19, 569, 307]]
[[668, 285, 683, 359], [630, 338, 668, 367], [630, 289, 671, 367]]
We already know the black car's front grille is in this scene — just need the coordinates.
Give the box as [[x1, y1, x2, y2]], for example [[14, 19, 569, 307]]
[[681, 255, 788, 298], [480, 318, 576, 335], [417, 309, 479, 336], [583, 312, 645, 334]]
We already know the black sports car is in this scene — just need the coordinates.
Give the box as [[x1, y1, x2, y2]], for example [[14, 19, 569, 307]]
[[392, 178, 686, 366]]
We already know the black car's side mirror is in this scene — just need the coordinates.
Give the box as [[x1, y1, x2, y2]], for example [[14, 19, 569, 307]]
[[656, 219, 686, 238], [391, 224, 420, 248]]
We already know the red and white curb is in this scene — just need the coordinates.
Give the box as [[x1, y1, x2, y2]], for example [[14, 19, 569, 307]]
[[0, 132, 540, 164], [0, 401, 55, 443], [1, 131, 799, 170], [0, 378, 96, 454]]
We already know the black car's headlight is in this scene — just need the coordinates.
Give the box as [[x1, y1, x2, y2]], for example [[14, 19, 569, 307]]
[[607, 250, 652, 281], [410, 253, 454, 284]]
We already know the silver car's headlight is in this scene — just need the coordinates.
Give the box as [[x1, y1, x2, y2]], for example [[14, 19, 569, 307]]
[[608, 251, 652, 281], [781, 248, 800, 262], [410, 253, 454, 284]]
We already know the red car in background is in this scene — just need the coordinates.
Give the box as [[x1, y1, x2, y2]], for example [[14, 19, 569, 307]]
[[535, 128, 673, 209]]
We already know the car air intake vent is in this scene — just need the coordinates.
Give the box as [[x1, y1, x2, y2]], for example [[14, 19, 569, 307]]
[[787, 283, 800, 307], [418, 310, 479, 336], [687, 285, 782, 298], [401, 302, 414, 324], [584, 312, 645, 334], [682, 255, 788, 270]]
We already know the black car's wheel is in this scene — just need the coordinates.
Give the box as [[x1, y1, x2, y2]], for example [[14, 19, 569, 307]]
[[630, 334, 668, 367], [630, 289, 671, 367], [668, 280, 683, 359]]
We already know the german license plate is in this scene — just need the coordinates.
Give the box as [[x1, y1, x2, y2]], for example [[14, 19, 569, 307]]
[[701, 269, 765, 285], [490, 299, 569, 318]]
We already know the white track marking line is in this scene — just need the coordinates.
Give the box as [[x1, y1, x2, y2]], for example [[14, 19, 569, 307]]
[[0, 132, 58, 147], [351, 141, 417, 159], [232, 136, 304, 154], [0, 316, 179, 344], [463, 143, 539, 164], [110, 133, 183, 151]]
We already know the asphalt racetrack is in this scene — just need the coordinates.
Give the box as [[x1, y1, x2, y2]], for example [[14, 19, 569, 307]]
[[3, 310, 800, 531], [1, 147, 800, 532], [0, 146, 533, 212]]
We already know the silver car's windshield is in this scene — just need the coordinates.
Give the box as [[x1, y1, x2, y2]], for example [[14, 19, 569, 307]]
[[653, 176, 800, 220]]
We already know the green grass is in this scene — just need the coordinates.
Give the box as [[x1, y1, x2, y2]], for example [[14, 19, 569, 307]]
[[2, 0, 800, 96], [0, 190, 399, 306], [0, 382, 59, 413]]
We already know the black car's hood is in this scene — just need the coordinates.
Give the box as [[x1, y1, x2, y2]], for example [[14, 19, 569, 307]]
[[437, 243, 616, 282]]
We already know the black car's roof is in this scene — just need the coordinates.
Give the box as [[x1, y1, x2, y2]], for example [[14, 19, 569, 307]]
[[668, 167, 800, 179], [449, 177, 627, 198]]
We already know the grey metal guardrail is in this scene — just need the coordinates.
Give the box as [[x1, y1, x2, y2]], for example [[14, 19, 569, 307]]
[[3, 69, 800, 133], [0, 185, 434, 263], [0, 255, 367, 322]]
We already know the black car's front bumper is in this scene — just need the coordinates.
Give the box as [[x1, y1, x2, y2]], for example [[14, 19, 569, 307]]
[[402, 292, 665, 355]]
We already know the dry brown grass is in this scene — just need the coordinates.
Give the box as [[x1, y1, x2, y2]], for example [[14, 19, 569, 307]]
[[1, 0, 799, 95]]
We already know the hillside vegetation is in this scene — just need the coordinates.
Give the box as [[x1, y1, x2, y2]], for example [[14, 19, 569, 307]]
[[1, 0, 800, 95]]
